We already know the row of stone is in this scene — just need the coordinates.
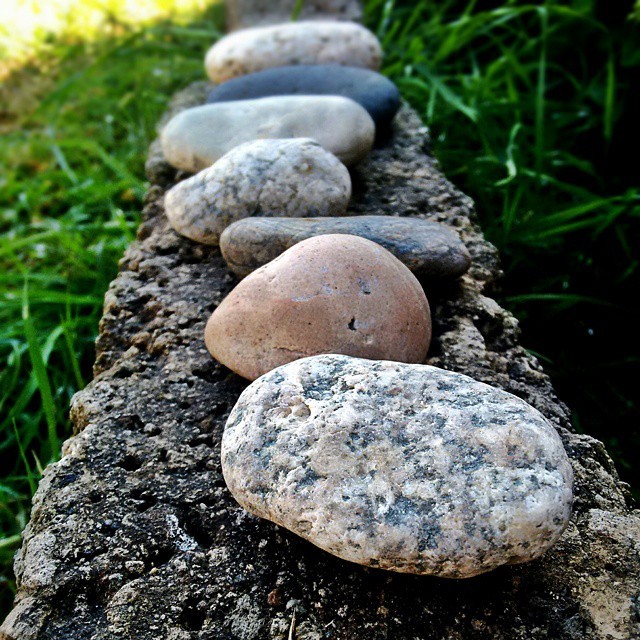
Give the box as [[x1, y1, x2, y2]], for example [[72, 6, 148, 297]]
[[165, 137, 471, 279], [159, 19, 573, 578], [162, 22, 397, 173], [162, 42, 471, 279]]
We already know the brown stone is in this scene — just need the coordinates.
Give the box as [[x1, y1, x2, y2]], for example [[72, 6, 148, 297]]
[[205, 234, 431, 380]]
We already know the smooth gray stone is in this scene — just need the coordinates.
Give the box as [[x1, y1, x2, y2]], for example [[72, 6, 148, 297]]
[[160, 96, 375, 171], [225, 0, 362, 30], [165, 139, 351, 245], [222, 354, 574, 577], [220, 215, 472, 278]]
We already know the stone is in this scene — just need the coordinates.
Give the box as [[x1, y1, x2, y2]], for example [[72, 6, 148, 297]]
[[225, 0, 363, 30], [160, 96, 375, 172], [164, 139, 351, 245], [205, 21, 382, 83], [221, 354, 574, 577], [4, 82, 639, 640], [220, 215, 472, 278], [206, 65, 400, 131], [205, 234, 431, 380]]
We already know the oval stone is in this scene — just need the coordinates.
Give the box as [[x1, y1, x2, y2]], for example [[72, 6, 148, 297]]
[[205, 234, 431, 380], [220, 215, 472, 278], [161, 96, 375, 172], [165, 139, 351, 245], [205, 21, 382, 83], [206, 65, 400, 131], [221, 354, 574, 577]]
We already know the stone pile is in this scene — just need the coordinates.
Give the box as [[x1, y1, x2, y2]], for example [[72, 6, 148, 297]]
[[158, 17, 573, 577]]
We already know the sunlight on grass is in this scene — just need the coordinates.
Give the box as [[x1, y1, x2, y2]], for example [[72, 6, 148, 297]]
[[0, 0, 222, 69]]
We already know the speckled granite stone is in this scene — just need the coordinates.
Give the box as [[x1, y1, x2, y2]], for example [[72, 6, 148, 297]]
[[165, 139, 351, 245], [205, 22, 381, 83], [222, 354, 574, 577], [161, 96, 375, 172], [220, 215, 471, 278], [2, 82, 639, 640]]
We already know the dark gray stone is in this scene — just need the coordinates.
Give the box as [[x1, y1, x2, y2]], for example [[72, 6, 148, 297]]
[[1, 82, 639, 640], [206, 65, 400, 131], [220, 215, 471, 278]]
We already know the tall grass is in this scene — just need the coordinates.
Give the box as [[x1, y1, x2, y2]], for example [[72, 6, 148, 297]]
[[365, 0, 640, 486], [0, 7, 223, 614]]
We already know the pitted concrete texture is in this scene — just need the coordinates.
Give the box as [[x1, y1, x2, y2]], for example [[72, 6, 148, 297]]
[[225, 0, 363, 30], [1, 82, 639, 640]]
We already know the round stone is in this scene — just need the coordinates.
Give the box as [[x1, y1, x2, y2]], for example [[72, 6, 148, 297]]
[[220, 215, 472, 278], [165, 139, 351, 245], [221, 354, 574, 577], [205, 21, 382, 83], [206, 65, 400, 132], [160, 96, 375, 172], [205, 234, 431, 380]]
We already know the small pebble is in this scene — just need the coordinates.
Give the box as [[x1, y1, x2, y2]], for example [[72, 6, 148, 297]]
[[220, 215, 471, 278], [205, 234, 431, 380], [205, 21, 382, 83], [221, 354, 574, 577], [161, 96, 375, 172], [206, 65, 400, 132], [165, 139, 351, 245]]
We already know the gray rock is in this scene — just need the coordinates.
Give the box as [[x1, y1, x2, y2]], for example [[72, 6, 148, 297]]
[[205, 21, 381, 83], [160, 96, 375, 172], [206, 65, 401, 133], [165, 139, 351, 245], [222, 354, 574, 578], [2, 82, 639, 640], [220, 215, 471, 278], [225, 0, 363, 30]]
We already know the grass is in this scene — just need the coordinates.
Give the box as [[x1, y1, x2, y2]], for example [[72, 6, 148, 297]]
[[0, 3, 224, 615], [0, 0, 638, 623], [366, 0, 640, 484]]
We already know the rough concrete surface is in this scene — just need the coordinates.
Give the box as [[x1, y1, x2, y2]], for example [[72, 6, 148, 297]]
[[165, 138, 351, 245], [1, 82, 639, 640], [225, 0, 363, 30]]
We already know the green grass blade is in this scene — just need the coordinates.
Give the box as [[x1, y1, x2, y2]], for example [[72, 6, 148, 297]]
[[22, 295, 60, 462]]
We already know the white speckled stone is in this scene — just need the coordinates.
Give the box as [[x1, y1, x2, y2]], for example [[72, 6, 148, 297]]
[[222, 354, 574, 577], [205, 21, 382, 83], [160, 96, 375, 172], [165, 139, 351, 245]]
